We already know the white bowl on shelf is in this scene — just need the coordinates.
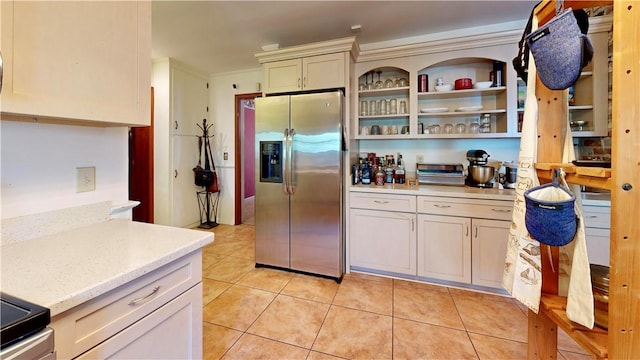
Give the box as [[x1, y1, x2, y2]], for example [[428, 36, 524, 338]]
[[473, 81, 493, 89], [435, 84, 453, 92]]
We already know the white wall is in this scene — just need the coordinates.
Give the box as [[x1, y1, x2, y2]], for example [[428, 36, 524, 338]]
[[1, 121, 129, 219], [208, 68, 262, 225]]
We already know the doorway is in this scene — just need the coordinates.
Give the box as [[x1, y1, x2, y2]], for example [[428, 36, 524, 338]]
[[129, 87, 154, 223], [234, 92, 261, 225]]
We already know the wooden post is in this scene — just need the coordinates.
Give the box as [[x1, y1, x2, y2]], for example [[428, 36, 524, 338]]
[[609, 1, 640, 358]]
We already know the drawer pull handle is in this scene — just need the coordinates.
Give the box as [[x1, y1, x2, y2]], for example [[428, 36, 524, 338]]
[[491, 208, 511, 213], [128, 286, 160, 305], [434, 204, 451, 208], [374, 200, 389, 204], [586, 215, 598, 218]]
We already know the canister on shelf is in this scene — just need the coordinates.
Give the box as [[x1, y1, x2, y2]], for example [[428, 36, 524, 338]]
[[418, 74, 429, 92]]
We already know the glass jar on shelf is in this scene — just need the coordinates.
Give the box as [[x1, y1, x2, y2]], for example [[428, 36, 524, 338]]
[[480, 113, 492, 133]]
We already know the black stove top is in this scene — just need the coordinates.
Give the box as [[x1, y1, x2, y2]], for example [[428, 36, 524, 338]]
[[0, 292, 50, 349]]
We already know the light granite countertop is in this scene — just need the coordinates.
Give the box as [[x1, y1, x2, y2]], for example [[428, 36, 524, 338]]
[[0, 219, 213, 316], [350, 184, 517, 201], [350, 184, 611, 207]]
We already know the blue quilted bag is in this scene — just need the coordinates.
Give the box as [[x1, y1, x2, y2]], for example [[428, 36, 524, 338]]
[[524, 174, 577, 246], [526, 9, 593, 90]]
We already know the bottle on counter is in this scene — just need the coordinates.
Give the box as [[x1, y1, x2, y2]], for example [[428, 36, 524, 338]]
[[395, 154, 406, 184], [385, 158, 395, 183], [375, 165, 385, 186], [361, 162, 371, 185], [352, 164, 360, 185]]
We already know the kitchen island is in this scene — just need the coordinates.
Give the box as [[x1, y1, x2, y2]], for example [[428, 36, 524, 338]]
[[0, 219, 213, 359]]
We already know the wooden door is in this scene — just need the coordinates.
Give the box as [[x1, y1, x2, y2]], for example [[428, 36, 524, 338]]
[[129, 88, 154, 223]]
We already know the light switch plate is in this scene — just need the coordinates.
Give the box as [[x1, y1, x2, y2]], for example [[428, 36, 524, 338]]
[[77, 166, 96, 192]]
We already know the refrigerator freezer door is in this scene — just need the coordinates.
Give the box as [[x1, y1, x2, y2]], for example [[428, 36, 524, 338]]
[[289, 92, 343, 277], [255, 96, 290, 269]]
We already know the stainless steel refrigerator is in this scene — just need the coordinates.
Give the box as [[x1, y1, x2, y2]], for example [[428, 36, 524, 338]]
[[255, 91, 344, 280]]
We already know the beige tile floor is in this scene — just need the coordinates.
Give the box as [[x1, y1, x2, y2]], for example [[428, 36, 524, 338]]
[[201, 224, 593, 360]]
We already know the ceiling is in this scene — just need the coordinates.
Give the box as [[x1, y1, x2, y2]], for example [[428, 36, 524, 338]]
[[152, 1, 538, 75]]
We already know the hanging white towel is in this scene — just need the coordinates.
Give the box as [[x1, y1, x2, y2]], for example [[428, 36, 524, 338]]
[[560, 113, 595, 329], [502, 34, 543, 312]]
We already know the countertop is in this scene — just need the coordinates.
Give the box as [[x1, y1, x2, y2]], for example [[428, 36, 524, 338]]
[[0, 219, 213, 317], [350, 183, 516, 201], [350, 184, 611, 206]]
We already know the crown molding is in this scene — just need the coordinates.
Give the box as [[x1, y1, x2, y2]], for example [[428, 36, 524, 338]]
[[255, 36, 359, 63], [357, 29, 522, 63]]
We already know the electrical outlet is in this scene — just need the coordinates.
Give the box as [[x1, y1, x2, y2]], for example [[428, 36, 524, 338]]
[[417, 155, 424, 163], [77, 167, 96, 192], [224, 152, 228, 160]]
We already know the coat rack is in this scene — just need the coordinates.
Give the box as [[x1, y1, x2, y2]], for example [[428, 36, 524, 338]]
[[196, 118, 220, 229]]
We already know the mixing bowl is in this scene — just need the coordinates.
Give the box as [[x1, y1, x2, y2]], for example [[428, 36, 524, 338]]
[[469, 165, 495, 184]]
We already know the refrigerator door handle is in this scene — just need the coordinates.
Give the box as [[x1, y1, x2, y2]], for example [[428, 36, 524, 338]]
[[288, 128, 296, 195], [283, 128, 289, 195]]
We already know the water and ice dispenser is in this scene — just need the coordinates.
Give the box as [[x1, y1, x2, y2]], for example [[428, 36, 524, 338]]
[[259, 141, 282, 183]]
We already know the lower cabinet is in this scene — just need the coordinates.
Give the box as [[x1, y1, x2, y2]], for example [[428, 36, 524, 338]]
[[350, 208, 416, 275], [471, 219, 510, 288], [583, 204, 611, 266], [417, 214, 471, 283], [76, 284, 202, 359], [348, 191, 513, 290], [51, 251, 203, 359]]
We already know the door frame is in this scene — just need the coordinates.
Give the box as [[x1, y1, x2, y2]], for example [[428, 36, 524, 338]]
[[234, 92, 262, 225]]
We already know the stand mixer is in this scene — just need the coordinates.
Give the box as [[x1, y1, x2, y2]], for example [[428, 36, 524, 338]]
[[465, 150, 495, 188]]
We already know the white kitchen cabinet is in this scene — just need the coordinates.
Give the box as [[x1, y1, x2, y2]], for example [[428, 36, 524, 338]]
[[350, 208, 416, 275], [76, 284, 202, 359], [263, 52, 346, 94], [0, 1, 151, 126], [416, 195, 512, 286], [51, 251, 203, 360], [417, 214, 471, 283], [583, 203, 611, 266], [153, 59, 209, 228], [471, 218, 510, 288], [349, 192, 416, 275]]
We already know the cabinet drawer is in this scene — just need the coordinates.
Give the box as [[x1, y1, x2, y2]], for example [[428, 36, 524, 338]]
[[350, 192, 416, 213], [76, 284, 202, 359], [583, 205, 611, 229], [51, 250, 202, 360], [417, 196, 512, 221]]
